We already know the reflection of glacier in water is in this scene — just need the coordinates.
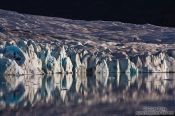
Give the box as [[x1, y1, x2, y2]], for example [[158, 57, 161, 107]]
[[0, 73, 175, 112]]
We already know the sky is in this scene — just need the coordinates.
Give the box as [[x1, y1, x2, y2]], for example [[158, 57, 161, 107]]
[[0, 0, 175, 27]]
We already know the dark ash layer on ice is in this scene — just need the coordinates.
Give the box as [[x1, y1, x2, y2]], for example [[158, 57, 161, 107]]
[[0, 39, 175, 76]]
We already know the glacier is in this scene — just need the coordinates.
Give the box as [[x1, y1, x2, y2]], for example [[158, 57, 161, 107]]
[[0, 40, 175, 76]]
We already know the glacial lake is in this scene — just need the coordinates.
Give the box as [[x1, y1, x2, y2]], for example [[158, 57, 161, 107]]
[[0, 73, 175, 115]]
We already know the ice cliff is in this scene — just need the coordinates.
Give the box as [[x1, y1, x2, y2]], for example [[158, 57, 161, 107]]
[[0, 40, 175, 76]]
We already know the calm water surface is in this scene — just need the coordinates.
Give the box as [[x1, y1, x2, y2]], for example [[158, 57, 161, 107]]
[[0, 73, 175, 115]]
